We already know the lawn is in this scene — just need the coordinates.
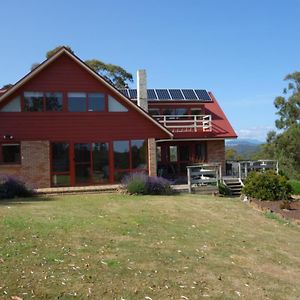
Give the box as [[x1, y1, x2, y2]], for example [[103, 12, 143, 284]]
[[0, 194, 299, 300]]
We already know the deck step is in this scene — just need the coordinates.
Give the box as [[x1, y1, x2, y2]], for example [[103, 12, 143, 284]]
[[223, 179, 243, 196]]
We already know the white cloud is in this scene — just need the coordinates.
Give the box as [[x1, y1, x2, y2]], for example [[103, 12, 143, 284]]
[[236, 126, 275, 142]]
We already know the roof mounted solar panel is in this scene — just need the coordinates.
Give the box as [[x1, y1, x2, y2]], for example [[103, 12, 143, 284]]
[[156, 89, 171, 100], [147, 89, 157, 100], [182, 89, 198, 100], [128, 89, 137, 99], [194, 89, 211, 101], [119, 89, 129, 98], [169, 89, 184, 100]]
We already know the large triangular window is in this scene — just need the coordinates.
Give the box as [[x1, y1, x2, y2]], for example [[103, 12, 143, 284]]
[[108, 96, 128, 112], [0, 96, 21, 112]]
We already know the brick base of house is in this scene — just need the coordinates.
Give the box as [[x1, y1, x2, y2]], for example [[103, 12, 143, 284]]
[[0, 141, 51, 188]]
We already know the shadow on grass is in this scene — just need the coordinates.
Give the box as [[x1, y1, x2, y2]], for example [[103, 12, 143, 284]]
[[0, 195, 56, 205]]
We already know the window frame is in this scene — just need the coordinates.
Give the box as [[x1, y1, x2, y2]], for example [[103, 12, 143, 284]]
[[0, 142, 21, 165], [23, 92, 63, 112], [68, 92, 106, 112]]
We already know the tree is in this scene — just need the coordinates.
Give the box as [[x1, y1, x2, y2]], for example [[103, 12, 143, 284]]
[[261, 72, 300, 179], [274, 72, 300, 129], [225, 148, 243, 161], [85, 59, 133, 88], [39, 46, 133, 89], [46, 45, 74, 59]]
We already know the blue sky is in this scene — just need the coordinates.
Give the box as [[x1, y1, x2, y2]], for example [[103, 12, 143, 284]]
[[1, 0, 299, 141]]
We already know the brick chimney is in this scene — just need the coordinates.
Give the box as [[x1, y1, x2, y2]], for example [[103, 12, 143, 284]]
[[137, 69, 148, 112]]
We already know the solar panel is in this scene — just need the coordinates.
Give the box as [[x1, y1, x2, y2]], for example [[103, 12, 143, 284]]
[[182, 89, 198, 100], [118, 89, 129, 97], [147, 89, 157, 100], [194, 89, 211, 101], [156, 89, 171, 100], [169, 89, 184, 100], [128, 89, 137, 99]]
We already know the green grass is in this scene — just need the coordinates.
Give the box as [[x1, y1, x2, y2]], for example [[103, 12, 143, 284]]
[[0, 194, 300, 299], [288, 179, 300, 195]]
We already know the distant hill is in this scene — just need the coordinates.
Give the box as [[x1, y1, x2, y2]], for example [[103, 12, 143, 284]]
[[226, 139, 263, 159]]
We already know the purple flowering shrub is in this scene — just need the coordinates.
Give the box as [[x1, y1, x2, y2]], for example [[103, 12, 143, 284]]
[[122, 172, 173, 195], [0, 175, 35, 200]]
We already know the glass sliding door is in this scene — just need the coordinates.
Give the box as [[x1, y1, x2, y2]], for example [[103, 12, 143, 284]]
[[51, 143, 70, 186], [74, 142, 110, 185], [74, 143, 91, 184], [92, 142, 109, 183]]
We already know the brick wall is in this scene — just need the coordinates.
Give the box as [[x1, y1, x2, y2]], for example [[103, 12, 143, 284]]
[[0, 140, 51, 188], [207, 140, 225, 175], [148, 138, 157, 176]]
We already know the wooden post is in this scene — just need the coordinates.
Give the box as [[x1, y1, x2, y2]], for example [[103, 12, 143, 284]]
[[187, 167, 192, 193]]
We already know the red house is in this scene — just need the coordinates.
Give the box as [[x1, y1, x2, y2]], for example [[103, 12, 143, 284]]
[[0, 48, 237, 188]]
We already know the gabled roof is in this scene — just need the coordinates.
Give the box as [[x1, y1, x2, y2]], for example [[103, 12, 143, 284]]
[[0, 47, 173, 138]]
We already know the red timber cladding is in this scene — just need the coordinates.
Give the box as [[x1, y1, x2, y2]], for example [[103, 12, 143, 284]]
[[0, 53, 170, 142]]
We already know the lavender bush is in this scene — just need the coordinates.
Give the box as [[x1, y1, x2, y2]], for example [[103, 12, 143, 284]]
[[0, 175, 35, 200], [122, 172, 173, 195]]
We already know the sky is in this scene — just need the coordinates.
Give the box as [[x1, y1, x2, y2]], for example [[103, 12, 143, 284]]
[[0, 0, 299, 142]]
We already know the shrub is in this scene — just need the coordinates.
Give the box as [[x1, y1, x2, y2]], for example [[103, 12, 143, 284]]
[[0, 175, 35, 200], [242, 171, 292, 201], [288, 180, 300, 195], [122, 173, 148, 195], [218, 182, 232, 196], [122, 173, 173, 195], [145, 176, 173, 195]]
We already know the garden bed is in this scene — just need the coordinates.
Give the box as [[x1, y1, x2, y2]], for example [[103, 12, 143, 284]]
[[250, 198, 300, 224]]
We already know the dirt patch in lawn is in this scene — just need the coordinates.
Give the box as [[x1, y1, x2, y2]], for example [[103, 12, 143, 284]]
[[250, 198, 300, 224]]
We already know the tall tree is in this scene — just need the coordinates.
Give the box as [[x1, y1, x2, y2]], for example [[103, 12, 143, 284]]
[[85, 59, 133, 88], [274, 72, 300, 129], [260, 72, 300, 179]]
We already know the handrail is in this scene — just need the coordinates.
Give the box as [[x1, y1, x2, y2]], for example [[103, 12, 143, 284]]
[[152, 114, 212, 132]]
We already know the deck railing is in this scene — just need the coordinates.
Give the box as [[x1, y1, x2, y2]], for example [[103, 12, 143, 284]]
[[152, 114, 212, 133]]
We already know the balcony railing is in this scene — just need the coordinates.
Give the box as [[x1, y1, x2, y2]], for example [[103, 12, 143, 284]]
[[153, 114, 212, 133]]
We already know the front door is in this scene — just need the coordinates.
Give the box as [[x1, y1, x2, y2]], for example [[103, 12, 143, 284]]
[[74, 142, 110, 185]]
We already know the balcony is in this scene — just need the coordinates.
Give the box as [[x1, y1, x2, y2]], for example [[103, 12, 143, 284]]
[[153, 114, 212, 133]]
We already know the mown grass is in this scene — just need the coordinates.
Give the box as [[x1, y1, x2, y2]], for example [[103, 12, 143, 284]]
[[0, 194, 300, 299], [288, 179, 300, 195]]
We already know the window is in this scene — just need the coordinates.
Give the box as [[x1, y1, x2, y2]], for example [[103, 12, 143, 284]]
[[175, 108, 188, 116], [162, 108, 175, 116], [51, 143, 70, 186], [68, 92, 105, 112], [131, 140, 147, 169], [149, 108, 160, 116], [68, 93, 86, 112], [1, 144, 21, 164], [0, 96, 21, 112], [24, 92, 44, 111], [169, 146, 178, 162], [179, 145, 189, 161], [108, 96, 128, 112], [113, 141, 129, 170], [191, 108, 202, 116], [156, 146, 162, 162], [24, 92, 63, 112], [92, 142, 109, 183], [88, 93, 105, 111], [195, 143, 206, 162], [45, 93, 63, 111]]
